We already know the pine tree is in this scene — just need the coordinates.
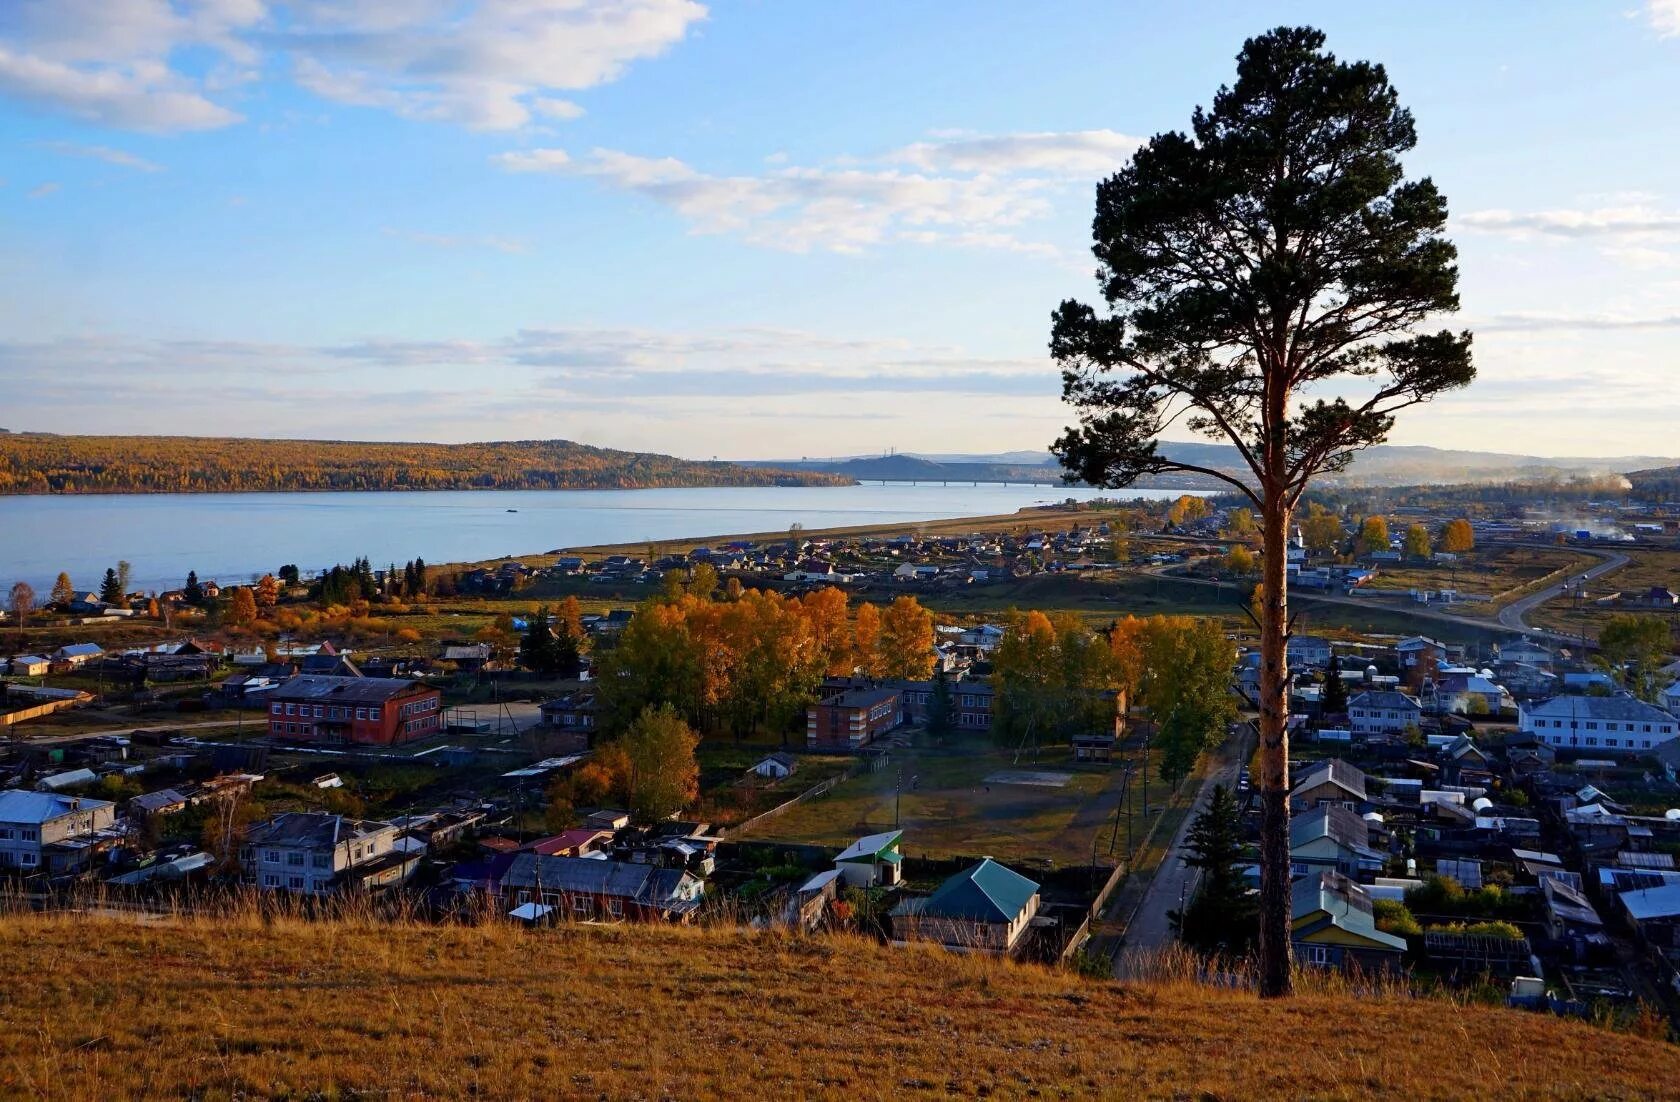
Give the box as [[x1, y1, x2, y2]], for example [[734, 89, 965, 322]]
[[184, 571, 203, 605], [519, 605, 559, 676], [1321, 656, 1349, 715], [926, 663, 955, 738], [99, 568, 123, 604], [1170, 784, 1257, 956]]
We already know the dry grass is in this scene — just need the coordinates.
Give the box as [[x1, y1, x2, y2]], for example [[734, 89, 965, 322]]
[[0, 908, 1667, 1100]]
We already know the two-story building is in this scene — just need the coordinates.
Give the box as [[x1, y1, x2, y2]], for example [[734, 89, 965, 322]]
[[1347, 689, 1423, 738], [267, 675, 442, 746], [807, 686, 902, 750], [538, 690, 599, 751], [0, 790, 119, 875], [1518, 694, 1680, 755], [243, 812, 417, 894]]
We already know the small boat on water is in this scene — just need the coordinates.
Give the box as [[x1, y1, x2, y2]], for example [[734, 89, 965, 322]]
[[507, 508, 518, 513]]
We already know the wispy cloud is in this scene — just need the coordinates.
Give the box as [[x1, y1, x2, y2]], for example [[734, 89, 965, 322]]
[[40, 140, 163, 172], [492, 129, 1141, 257], [1478, 311, 1680, 332], [1459, 206, 1680, 237], [1646, 0, 1680, 37], [0, 0, 704, 133], [381, 228, 530, 255], [26, 181, 60, 198]]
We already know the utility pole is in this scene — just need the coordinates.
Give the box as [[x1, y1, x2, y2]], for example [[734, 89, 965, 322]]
[[894, 767, 902, 828]]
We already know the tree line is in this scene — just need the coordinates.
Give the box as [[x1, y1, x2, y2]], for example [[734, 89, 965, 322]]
[[0, 435, 851, 495]]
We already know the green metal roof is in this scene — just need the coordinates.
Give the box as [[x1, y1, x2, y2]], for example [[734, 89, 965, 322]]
[[911, 858, 1039, 924]]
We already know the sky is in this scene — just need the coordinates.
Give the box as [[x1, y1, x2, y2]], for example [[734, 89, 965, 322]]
[[2, 1, 1679, 462]]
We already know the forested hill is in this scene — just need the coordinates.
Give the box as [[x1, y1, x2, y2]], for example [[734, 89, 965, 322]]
[[0, 435, 853, 495]]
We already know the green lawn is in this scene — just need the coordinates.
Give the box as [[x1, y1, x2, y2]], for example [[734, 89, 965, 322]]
[[734, 732, 1129, 866]]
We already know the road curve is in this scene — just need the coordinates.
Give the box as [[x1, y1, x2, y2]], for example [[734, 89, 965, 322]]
[[1497, 546, 1629, 634]]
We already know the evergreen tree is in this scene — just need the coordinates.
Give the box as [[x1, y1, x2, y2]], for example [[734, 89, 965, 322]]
[[1321, 656, 1349, 715], [553, 619, 583, 679], [926, 663, 955, 738], [99, 567, 123, 604], [278, 564, 300, 585], [184, 571, 204, 605], [519, 605, 559, 676], [413, 557, 428, 595], [1050, 27, 1475, 996], [1170, 784, 1257, 956]]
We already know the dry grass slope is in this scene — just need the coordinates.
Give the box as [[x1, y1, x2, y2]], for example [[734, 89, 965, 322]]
[[0, 911, 1668, 1100]]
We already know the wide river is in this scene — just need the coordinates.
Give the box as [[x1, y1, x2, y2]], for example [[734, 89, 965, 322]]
[[0, 483, 1204, 597]]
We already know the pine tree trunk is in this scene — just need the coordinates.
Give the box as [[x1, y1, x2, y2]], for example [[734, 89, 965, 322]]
[[1256, 492, 1294, 997]]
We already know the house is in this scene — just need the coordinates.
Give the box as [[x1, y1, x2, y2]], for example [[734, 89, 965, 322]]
[[1287, 635, 1333, 670], [6, 656, 50, 677], [834, 830, 903, 888], [1499, 639, 1554, 670], [1071, 733, 1117, 762], [243, 812, 417, 894], [1541, 876, 1605, 943], [751, 752, 798, 780], [782, 868, 841, 931], [1440, 735, 1494, 786], [52, 643, 104, 668], [1291, 872, 1406, 971], [957, 624, 1006, 654], [1428, 669, 1511, 716], [0, 790, 119, 875], [538, 691, 599, 751], [1290, 804, 1385, 878], [266, 675, 442, 746], [497, 852, 704, 922], [890, 857, 1041, 955], [1518, 694, 1680, 755], [1618, 883, 1680, 950], [807, 686, 901, 750], [441, 643, 494, 671], [526, 829, 612, 858], [1395, 636, 1448, 672], [1347, 690, 1422, 738], [1290, 759, 1367, 812]]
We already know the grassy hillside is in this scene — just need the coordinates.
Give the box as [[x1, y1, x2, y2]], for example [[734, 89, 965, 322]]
[[0, 434, 851, 494], [0, 912, 1666, 1100]]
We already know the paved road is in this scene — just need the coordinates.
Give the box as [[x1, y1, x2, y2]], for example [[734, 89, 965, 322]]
[[1113, 729, 1247, 979], [1497, 546, 1629, 633]]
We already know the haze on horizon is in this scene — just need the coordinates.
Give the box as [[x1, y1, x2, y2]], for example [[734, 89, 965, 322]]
[[2, 1, 1678, 461]]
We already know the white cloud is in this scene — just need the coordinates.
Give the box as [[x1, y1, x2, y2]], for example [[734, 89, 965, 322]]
[[0, 0, 703, 133], [40, 140, 163, 172], [489, 129, 1138, 256], [891, 129, 1142, 176], [381, 227, 529, 254], [26, 182, 60, 198], [1647, 1, 1680, 37], [1459, 206, 1680, 237]]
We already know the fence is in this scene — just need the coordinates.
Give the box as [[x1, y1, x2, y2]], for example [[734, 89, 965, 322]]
[[724, 758, 867, 838]]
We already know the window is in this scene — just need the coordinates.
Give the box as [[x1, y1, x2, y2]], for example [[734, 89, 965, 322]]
[[285, 703, 296, 716], [287, 852, 305, 866], [22, 828, 37, 841], [271, 703, 282, 715], [608, 898, 624, 918], [0, 828, 10, 840], [263, 874, 280, 887], [20, 853, 37, 867], [1304, 945, 1332, 965], [313, 705, 324, 718], [288, 876, 304, 890], [312, 854, 331, 869], [573, 896, 594, 918], [355, 708, 367, 721], [264, 849, 281, 862]]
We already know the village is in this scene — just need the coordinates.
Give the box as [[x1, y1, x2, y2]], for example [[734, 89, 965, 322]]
[[4, 491, 1680, 1030]]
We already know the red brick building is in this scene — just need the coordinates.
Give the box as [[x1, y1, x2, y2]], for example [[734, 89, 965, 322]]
[[806, 686, 902, 750], [267, 675, 442, 746]]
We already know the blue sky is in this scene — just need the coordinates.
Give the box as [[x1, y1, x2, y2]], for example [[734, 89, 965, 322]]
[[3, 1, 1679, 460]]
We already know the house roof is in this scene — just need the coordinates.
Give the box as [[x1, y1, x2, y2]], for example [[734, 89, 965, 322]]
[[1292, 758, 1367, 802], [246, 812, 392, 848], [894, 857, 1039, 924], [1620, 883, 1680, 921], [1289, 804, 1376, 854], [1349, 690, 1421, 711], [835, 830, 902, 863], [1291, 871, 1407, 951], [755, 752, 797, 769], [1543, 876, 1604, 928], [268, 674, 429, 705], [1522, 694, 1676, 725], [0, 790, 115, 824], [1396, 636, 1446, 652], [502, 853, 699, 910], [55, 643, 104, 658]]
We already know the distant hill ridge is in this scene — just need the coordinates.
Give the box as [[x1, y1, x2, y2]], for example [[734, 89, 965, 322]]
[[765, 442, 1680, 488], [0, 434, 850, 495]]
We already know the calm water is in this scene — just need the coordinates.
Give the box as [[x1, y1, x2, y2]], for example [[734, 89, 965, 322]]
[[0, 483, 1198, 595]]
